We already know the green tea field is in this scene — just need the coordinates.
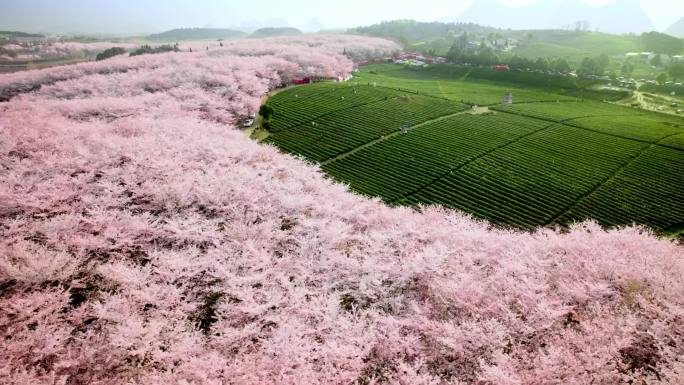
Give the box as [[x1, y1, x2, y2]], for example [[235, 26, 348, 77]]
[[263, 64, 684, 233]]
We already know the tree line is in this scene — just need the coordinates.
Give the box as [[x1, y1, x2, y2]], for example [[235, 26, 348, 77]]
[[446, 32, 574, 73], [445, 31, 684, 81]]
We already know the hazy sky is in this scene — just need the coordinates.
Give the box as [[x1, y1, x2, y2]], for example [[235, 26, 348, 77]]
[[0, 0, 681, 35]]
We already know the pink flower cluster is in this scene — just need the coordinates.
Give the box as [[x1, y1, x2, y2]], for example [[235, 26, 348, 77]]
[[0, 35, 389, 118], [47, 41, 141, 52], [0, 41, 141, 62], [0, 35, 682, 385]]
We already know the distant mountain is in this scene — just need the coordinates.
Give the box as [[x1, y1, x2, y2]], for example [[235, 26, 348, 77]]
[[149, 28, 245, 41], [249, 27, 302, 39], [665, 18, 684, 38], [305, 18, 326, 33], [457, 0, 654, 34], [234, 19, 294, 34], [265, 18, 291, 28], [236, 20, 263, 33], [350, 20, 498, 43]]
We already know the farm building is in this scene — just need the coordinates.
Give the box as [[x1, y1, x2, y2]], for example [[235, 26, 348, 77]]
[[626, 52, 656, 62], [640, 52, 656, 60], [292, 77, 312, 85], [492, 64, 510, 72]]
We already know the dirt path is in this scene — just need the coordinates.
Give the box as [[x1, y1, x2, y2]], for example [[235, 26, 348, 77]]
[[243, 84, 301, 140]]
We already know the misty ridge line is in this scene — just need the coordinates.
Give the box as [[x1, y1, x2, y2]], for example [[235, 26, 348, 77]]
[[0, 0, 681, 36]]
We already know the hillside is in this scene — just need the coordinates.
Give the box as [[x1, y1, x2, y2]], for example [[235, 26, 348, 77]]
[[148, 27, 245, 41], [1, 35, 683, 384], [350, 20, 645, 64], [511, 30, 643, 63], [666, 17, 684, 38], [249, 27, 302, 38], [349, 19, 498, 44]]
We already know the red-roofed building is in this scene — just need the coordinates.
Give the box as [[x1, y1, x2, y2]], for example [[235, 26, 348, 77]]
[[293, 77, 312, 85]]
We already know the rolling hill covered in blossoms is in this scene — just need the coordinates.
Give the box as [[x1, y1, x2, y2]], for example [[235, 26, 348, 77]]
[[1, 35, 683, 384]]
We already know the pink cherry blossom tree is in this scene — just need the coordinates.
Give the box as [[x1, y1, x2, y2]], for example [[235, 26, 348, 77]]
[[0, 35, 682, 385]]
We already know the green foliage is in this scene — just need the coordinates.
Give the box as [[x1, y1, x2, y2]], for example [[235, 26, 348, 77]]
[[621, 60, 635, 76], [129, 44, 179, 57], [259, 104, 275, 130], [562, 88, 630, 102], [350, 20, 497, 46], [446, 33, 500, 66], [641, 31, 684, 56], [396, 36, 409, 49], [656, 72, 668, 85], [640, 82, 684, 95], [259, 105, 274, 120], [668, 63, 684, 82], [579, 54, 610, 75], [339, 293, 358, 312], [0, 47, 18, 58], [95, 47, 127, 61], [0, 30, 44, 38], [189, 291, 225, 335], [650, 54, 663, 68]]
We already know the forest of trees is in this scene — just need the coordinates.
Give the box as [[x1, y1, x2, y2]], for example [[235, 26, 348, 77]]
[[129, 44, 180, 57], [353, 20, 684, 79], [641, 31, 684, 56], [349, 19, 499, 46], [95, 47, 127, 61]]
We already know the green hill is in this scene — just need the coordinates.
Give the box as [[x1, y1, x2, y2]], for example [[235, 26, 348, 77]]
[[349, 19, 497, 44], [249, 27, 302, 38], [510, 30, 643, 64], [351, 20, 645, 61]]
